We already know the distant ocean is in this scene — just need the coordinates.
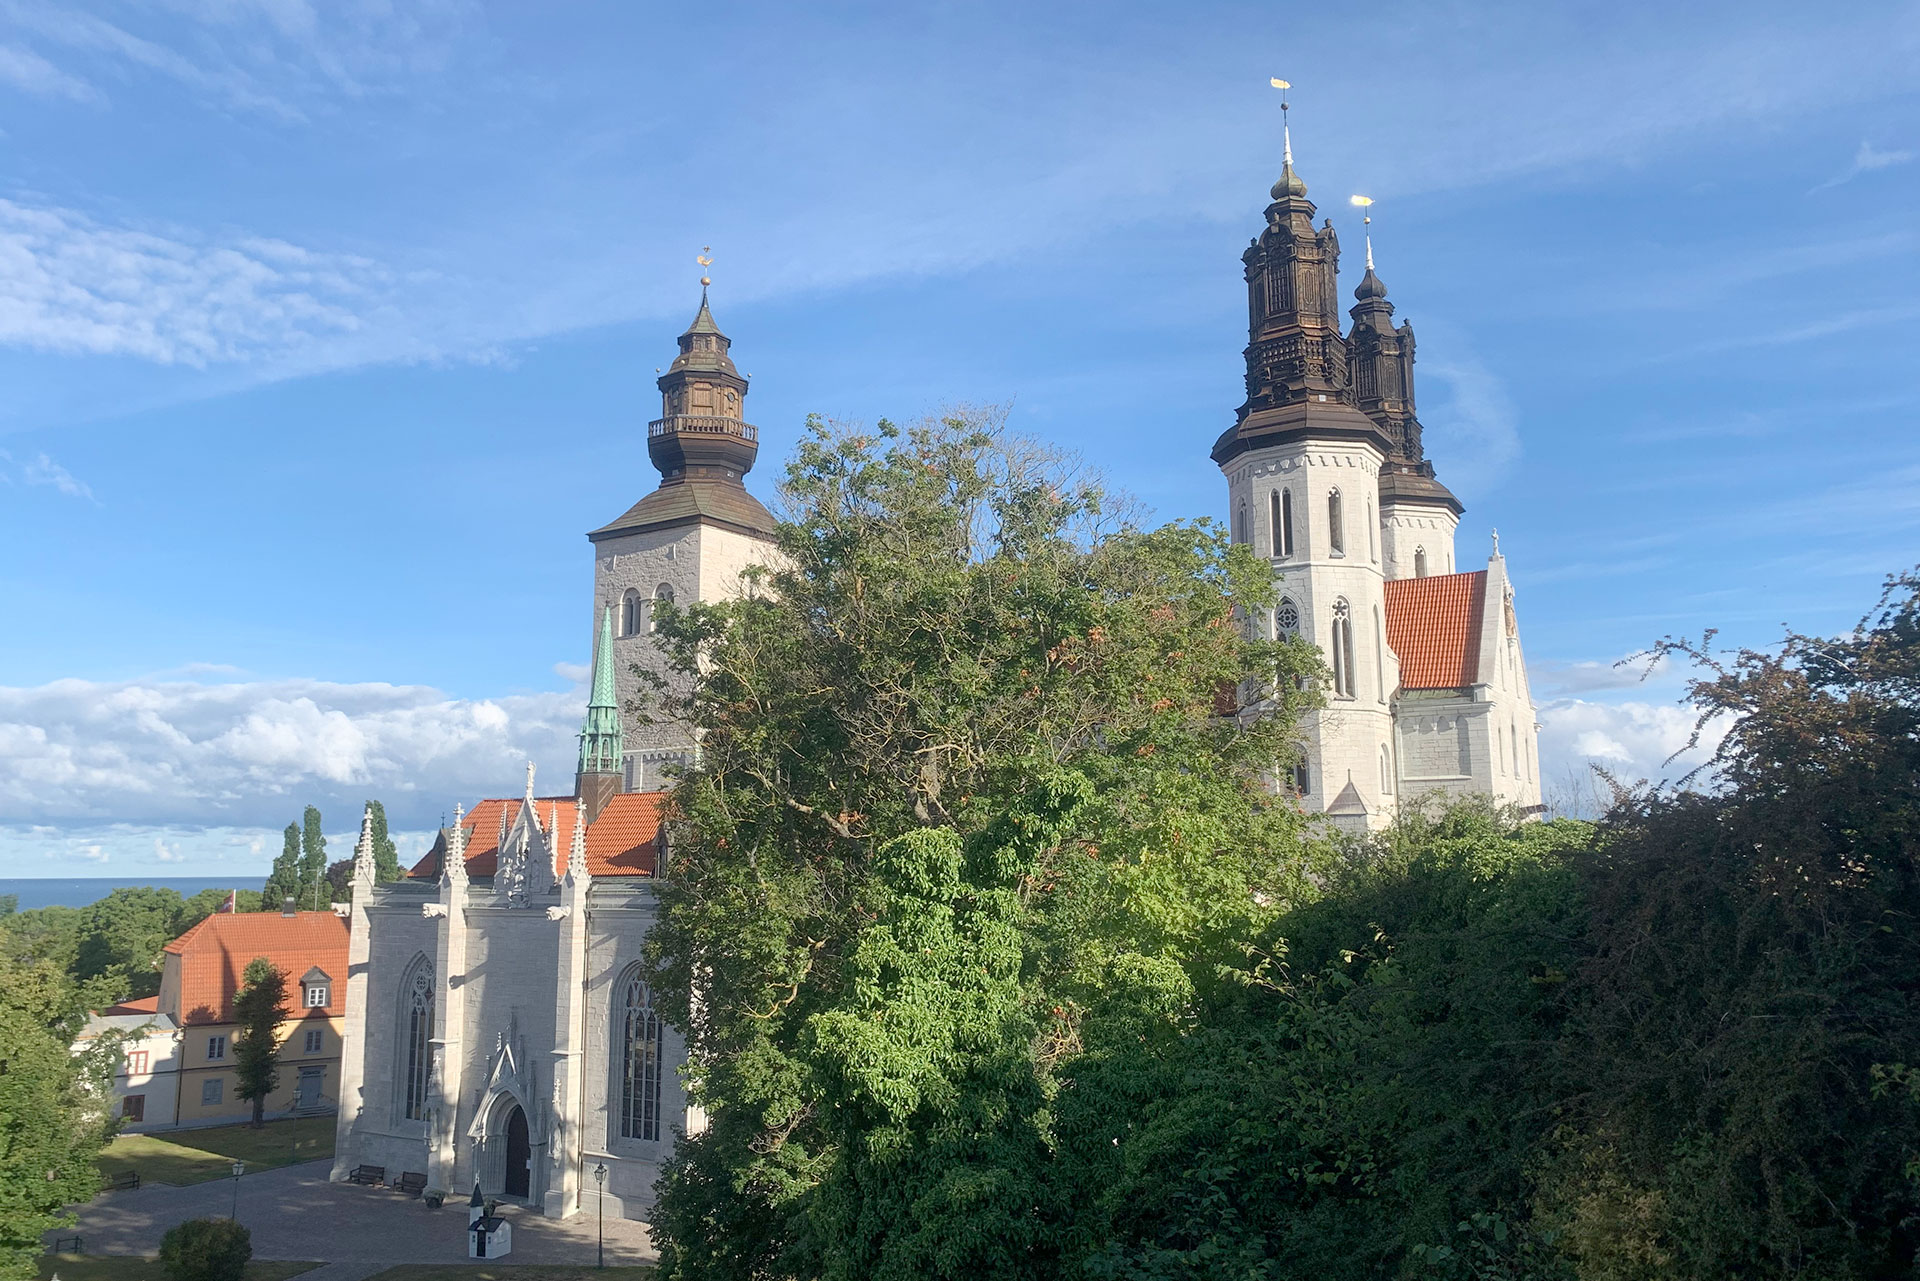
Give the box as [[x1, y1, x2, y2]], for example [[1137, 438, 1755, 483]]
[[0, 877, 254, 912]]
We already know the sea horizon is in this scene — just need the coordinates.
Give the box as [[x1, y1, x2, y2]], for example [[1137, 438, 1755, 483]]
[[0, 876, 261, 912]]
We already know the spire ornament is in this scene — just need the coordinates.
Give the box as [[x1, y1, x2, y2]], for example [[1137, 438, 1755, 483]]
[[1270, 77, 1306, 200]]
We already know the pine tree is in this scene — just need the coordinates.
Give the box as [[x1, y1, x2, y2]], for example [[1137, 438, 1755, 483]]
[[298, 807, 327, 910], [263, 824, 300, 910], [366, 801, 403, 884], [231, 957, 287, 1129]]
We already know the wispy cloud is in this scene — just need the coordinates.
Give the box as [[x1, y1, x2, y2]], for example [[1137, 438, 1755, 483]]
[[0, 198, 395, 365], [20, 450, 96, 501], [1812, 140, 1917, 192], [0, 40, 96, 101]]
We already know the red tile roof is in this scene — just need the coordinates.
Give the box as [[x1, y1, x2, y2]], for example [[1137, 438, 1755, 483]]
[[408, 790, 665, 881], [1383, 571, 1486, 690], [162, 910, 348, 1026], [105, 995, 160, 1016]]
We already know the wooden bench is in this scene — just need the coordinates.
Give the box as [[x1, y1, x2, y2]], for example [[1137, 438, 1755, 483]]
[[103, 1170, 140, 1192], [51, 1236, 83, 1254], [395, 1171, 428, 1198], [347, 1164, 386, 1187]]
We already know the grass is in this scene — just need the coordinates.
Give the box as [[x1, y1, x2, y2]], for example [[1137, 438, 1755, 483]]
[[97, 1116, 335, 1188], [38, 1258, 320, 1281], [362, 1270, 653, 1281]]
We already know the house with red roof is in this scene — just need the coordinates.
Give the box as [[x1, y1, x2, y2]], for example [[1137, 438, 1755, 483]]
[[79, 905, 348, 1131]]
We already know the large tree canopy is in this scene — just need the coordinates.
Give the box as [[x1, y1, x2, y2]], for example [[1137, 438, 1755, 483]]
[[642, 409, 1920, 1280], [644, 413, 1324, 1279]]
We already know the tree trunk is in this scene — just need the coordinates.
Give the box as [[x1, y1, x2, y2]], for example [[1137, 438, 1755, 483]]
[[252, 1094, 265, 1129]]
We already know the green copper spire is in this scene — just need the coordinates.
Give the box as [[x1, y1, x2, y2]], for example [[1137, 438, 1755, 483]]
[[577, 605, 624, 776]]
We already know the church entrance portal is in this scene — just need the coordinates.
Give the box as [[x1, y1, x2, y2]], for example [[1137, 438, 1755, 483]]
[[504, 1105, 531, 1198]]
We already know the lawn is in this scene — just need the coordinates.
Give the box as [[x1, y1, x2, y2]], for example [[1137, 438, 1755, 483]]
[[362, 1270, 653, 1281], [38, 1258, 319, 1281], [97, 1116, 335, 1188]]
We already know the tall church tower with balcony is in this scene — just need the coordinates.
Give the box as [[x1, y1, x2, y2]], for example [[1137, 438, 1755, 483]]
[[587, 285, 776, 792]]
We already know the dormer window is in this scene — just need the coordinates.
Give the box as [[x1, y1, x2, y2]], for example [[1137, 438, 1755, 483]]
[[301, 967, 331, 1010]]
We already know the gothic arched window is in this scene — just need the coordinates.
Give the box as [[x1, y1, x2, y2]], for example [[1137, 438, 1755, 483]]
[[1275, 597, 1300, 636], [621, 589, 643, 638], [1380, 744, 1393, 794], [1328, 489, 1345, 556], [399, 958, 433, 1122], [1235, 500, 1248, 546], [1331, 600, 1356, 698], [1280, 489, 1295, 557], [1291, 758, 1310, 795], [648, 583, 675, 634], [1414, 546, 1428, 578], [619, 972, 663, 1142], [1367, 499, 1377, 562]]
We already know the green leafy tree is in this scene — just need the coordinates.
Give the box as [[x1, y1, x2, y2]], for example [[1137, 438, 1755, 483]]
[[232, 957, 288, 1128], [366, 799, 404, 883], [73, 886, 192, 1000], [644, 412, 1323, 1279], [298, 806, 327, 910], [263, 822, 301, 909], [158, 1218, 252, 1281], [0, 949, 119, 1281], [1535, 568, 1920, 1280]]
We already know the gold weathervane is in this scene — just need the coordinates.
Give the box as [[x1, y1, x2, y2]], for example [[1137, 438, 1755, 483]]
[[697, 246, 713, 288], [1349, 195, 1375, 270], [1270, 77, 1294, 168]]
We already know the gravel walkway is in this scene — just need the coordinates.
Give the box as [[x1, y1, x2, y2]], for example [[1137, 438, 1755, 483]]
[[55, 1161, 657, 1281]]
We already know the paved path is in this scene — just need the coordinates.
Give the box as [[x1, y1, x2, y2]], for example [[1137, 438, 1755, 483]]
[[55, 1161, 657, 1281]]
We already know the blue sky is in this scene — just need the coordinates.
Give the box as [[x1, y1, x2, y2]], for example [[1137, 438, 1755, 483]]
[[2, 0, 1916, 876]]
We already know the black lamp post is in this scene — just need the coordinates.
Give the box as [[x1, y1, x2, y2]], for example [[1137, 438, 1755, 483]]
[[229, 1161, 245, 1220], [592, 1162, 608, 1268]]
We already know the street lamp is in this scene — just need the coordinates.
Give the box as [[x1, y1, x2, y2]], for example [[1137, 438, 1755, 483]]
[[592, 1162, 608, 1268], [230, 1161, 245, 1220]]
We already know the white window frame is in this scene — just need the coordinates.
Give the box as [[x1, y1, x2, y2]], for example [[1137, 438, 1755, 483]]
[[206, 1035, 227, 1062]]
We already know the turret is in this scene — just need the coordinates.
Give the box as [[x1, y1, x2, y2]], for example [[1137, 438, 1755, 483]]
[[575, 605, 625, 824], [1212, 88, 1391, 469]]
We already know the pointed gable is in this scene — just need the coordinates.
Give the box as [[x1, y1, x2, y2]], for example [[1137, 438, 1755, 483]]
[[1383, 571, 1487, 690], [409, 790, 666, 881]]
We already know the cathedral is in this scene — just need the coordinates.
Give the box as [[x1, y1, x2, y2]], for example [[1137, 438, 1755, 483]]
[[330, 116, 1540, 1219]]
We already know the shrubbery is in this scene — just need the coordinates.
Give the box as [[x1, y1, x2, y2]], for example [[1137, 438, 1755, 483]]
[[159, 1218, 252, 1281]]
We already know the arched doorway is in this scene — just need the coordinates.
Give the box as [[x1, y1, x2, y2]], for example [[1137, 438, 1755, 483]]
[[503, 1105, 531, 1198]]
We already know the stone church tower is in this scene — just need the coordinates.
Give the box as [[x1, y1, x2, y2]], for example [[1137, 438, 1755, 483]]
[[1211, 103, 1542, 828], [1211, 125, 1401, 825], [587, 289, 777, 791]]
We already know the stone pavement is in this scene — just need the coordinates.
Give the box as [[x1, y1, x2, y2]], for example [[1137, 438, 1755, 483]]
[[55, 1161, 657, 1281]]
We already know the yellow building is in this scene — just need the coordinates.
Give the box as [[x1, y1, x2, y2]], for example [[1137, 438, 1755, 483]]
[[154, 905, 349, 1128]]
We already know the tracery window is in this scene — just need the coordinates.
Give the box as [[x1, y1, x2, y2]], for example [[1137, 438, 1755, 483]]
[[400, 959, 433, 1122], [619, 973, 663, 1142], [1331, 600, 1356, 698], [1328, 489, 1345, 556], [621, 589, 643, 637], [1275, 597, 1300, 636]]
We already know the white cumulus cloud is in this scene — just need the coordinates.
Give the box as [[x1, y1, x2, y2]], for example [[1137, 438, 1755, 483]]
[[0, 671, 587, 837]]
